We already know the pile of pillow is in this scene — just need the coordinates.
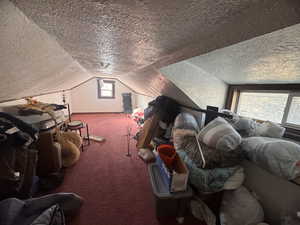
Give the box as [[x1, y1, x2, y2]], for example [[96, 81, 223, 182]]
[[241, 136, 300, 181], [221, 110, 286, 139], [173, 113, 245, 192]]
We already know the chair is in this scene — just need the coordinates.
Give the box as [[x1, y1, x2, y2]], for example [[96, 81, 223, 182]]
[[67, 120, 90, 151]]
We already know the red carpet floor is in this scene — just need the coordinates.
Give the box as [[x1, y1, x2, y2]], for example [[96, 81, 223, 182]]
[[55, 114, 203, 225]]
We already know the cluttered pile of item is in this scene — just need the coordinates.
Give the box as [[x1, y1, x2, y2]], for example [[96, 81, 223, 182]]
[[135, 96, 300, 225], [0, 98, 84, 225]]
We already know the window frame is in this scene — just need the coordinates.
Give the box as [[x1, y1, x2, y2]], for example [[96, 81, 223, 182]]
[[282, 93, 300, 129], [226, 84, 300, 129], [97, 79, 115, 99]]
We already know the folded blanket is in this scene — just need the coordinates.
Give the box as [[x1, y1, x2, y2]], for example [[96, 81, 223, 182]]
[[177, 151, 239, 193]]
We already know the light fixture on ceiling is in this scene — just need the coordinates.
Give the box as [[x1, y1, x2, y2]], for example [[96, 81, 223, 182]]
[[100, 62, 110, 69]]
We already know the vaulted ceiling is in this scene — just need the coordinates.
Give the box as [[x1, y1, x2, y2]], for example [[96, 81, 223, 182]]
[[1, 0, 300, 103]]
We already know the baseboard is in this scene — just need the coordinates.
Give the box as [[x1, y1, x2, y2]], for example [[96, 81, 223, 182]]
[[71, 112, 125, 115]]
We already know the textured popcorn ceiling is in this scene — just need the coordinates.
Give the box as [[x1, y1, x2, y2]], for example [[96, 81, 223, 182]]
[[1, 0, 300, 103], [188, 23, 300, 84], [11, 0, 300, 77]]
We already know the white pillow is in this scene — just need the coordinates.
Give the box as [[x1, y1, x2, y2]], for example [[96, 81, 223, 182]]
[[242, 137, 300, 180], [255, 121, 285, 138], [198, 117, 242, 151]]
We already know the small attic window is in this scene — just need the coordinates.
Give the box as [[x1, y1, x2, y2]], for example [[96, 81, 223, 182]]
[[97, 79, 115, 99]]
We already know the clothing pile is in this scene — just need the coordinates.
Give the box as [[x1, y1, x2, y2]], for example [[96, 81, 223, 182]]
[[223, 111, 300, 184], [0, 102, 84, 225], [174, 110, 300, 225], [173, 114, 244, 193], [0, 193, 83, 225], [139, 93, 300, 225], [0, 112, 39, 200], [172, 112, 270, 225]]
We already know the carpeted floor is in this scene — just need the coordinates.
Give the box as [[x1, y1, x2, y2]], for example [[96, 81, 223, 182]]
[[55, 113, 202, 225]]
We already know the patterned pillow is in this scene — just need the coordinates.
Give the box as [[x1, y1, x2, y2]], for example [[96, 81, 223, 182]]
[[198, 117, 241, 151], [174, 112, 199, 131]]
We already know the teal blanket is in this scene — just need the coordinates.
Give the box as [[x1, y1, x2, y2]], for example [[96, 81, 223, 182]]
[[177, 150, 238, 193]]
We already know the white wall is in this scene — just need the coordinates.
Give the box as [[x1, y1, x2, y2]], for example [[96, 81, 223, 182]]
[[0, 91, 72, 115], [160, 61, 228, 109], [71, 78, 136, 113], [135, 94, 155, 109]]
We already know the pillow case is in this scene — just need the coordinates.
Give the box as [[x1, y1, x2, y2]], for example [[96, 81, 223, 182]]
[[241, 137, 300, 180], [198, 117, 242, 151], [174, 112, 199, 131]]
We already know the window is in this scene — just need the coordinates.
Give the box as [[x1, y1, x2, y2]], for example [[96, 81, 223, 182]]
[[286, 95, 300, 126], [237, 92, 288, 123], [235, 91, 300, 127], [97, 79, 115, 99]]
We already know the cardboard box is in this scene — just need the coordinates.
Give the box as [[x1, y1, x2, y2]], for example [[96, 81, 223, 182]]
[[136, 114, 160, 148], [156, 154, 189, 192]]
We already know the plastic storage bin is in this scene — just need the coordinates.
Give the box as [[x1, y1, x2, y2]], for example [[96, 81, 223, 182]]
[[148, 163, 193, 220]]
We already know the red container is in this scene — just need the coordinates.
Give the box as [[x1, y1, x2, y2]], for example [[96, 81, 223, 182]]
[[157, 144, 177, 170]]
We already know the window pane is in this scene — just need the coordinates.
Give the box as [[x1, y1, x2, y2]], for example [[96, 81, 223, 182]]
[[101, 90, 113, 97], [237, 92, 288, 123], [102, 82, 113, 90], [287, 97, 300, 125]]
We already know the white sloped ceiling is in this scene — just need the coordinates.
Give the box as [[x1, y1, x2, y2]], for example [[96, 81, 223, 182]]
[[0, 0, 92, 102], [1, 0, 300, 105]]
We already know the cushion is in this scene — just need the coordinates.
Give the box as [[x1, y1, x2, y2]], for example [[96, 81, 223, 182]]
[[241, 137, 300, 180], [220, 186, 264, 225], [198, 117, 242, 151], [174, 113, 199, 131]]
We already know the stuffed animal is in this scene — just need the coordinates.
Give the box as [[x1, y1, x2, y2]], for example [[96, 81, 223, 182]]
[[56, 130, 82, 167]]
